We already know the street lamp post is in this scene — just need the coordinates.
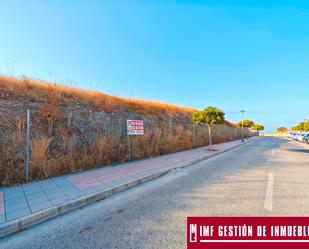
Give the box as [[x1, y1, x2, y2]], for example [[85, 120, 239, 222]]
[[241, 110, 245, 142], [305, 119, 307, 132]]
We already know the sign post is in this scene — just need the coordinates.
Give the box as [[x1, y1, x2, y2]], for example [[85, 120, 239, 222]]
[[126, 120, 144, 161], [26, 109, 31, 182], [127, 135, 131, 161]]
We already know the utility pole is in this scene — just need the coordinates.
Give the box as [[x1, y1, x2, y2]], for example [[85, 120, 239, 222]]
[[241, 110, 245, 142]]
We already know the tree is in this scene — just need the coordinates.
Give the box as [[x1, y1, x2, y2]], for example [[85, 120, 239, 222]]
[[192, 106, 225, 150], [238, 119, 255, 128], [277, 127, 288, 133], [291, 121, 309, 131], [252, 124, 264, 131], [291, 126, 300, 131]]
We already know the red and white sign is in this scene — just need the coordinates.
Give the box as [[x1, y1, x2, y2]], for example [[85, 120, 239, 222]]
[[127, 120, 144, 135]]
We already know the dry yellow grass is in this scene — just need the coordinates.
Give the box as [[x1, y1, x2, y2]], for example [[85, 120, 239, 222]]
[[30, 136, 51, 178], [0, 74, 257, 186], [0, 75, 195, 115]]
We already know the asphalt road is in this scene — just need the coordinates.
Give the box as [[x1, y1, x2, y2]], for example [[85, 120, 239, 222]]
[[1, 136, 309, 249]]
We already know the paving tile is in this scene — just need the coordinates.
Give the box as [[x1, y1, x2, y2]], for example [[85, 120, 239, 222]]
[[62, 185, 81, 191], [22, 183, 41, 190], [53, 177, 68, 182], [59, 183, 76, 189], [5, 196, 27, 206], [81, 188, 98, 195], [61, 191, 80, 198], [60, 186, 81, 194], [45, 191, 67, 200], [0, 192, 4, 214], [50, 197, 70, 206], [28, 197, 50, 206], [23, 185, 42, 192], [3, 188, 24, 197], [53, 178, 71, 184], [61, 189, 81, 196], [40, 186, 63, 194], [6, 208, 31, 221], [22, 187, 43, 195], [106, 178, 127, 187], [94, 183, 108, 190], [40, 185, 58, 191], [52, 178, 71, 186], [3, 186, 23, 193], [66, 192, 82, 200], [22, 189, 42, 196], [30, 202, 52, 213], [5, 201, 29, 213], [40, 183, 59, 190], [3, 191, 24, 200], [59, 182, 74, 186], [0, 215, 5, 223], [25, 192, 46, 200]]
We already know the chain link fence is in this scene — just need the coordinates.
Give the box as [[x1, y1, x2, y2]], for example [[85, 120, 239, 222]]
[[0, 106, 256, 186], [0, 105, 28, 186]]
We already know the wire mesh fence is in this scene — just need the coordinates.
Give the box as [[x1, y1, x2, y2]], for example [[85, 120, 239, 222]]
[[0, 105, 28, 186], [0, 106, 256, 187]]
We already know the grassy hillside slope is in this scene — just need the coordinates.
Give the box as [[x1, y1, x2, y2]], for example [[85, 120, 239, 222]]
[[0, 76, 255, 186]]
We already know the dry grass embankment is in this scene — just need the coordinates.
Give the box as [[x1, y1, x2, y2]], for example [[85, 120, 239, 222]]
[[0, 75, 195, 115], [0, 75, 256, 186]]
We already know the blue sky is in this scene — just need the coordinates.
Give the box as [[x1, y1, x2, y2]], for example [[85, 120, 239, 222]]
[[1, 0, 309, 132]]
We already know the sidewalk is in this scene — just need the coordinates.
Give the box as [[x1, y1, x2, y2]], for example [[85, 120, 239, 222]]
[[0, 138, 256, 238]]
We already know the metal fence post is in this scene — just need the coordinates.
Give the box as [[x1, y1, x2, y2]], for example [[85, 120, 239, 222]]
[[192, 123, 195, 147], [127, 134, 131, 161], [169, 117, 172, 152], [26, 109, 31, 182], [111, 112, 115, 138]]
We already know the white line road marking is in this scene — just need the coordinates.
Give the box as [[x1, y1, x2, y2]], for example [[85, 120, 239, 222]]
[[200, 240, 309, 243], [264, 173, 274, 211]]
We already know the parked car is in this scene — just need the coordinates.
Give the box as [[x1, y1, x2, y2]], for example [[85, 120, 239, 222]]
[[290, 133, 299, 140], [288, 132, 297, 139], [302, 134, 309, 144], [287, 132, 309, 142], [296, 133, 305, 141]]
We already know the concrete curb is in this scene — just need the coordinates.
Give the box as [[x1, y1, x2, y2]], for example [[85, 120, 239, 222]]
[[0, 138, 256, 239]]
